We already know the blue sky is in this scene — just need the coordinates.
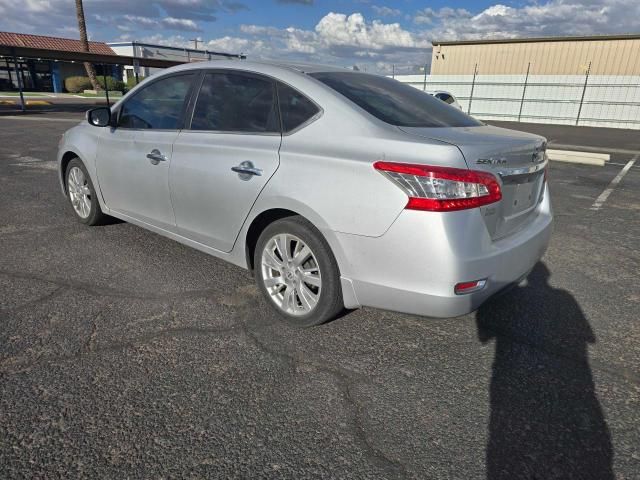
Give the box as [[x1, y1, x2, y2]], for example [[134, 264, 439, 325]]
[[0, 0, 638, 73]]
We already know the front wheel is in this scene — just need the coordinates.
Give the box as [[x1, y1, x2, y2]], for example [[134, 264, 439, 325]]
[[65, 158, 106, 226], [254, 216, 343, 327]]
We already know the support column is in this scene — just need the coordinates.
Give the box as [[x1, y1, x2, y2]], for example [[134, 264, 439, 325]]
[[11, 49, 26, 112], [51, 61, 62, 93]]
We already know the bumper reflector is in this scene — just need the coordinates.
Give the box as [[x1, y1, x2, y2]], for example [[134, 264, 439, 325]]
[[454, 279, 487, 295]]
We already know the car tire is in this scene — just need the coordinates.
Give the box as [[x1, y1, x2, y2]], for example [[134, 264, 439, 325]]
[[65, 158, 106, 226], [254, 216, 344, 327]]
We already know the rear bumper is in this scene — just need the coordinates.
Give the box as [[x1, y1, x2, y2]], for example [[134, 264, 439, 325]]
[[335, 186, 553, 318]]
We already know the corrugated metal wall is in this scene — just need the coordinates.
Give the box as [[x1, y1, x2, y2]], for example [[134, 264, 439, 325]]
[[432, 38, 640, 75], [394, 73, 640, 130]]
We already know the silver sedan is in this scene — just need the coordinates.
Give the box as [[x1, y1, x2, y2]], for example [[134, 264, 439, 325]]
[[57, 60, 552, 327]]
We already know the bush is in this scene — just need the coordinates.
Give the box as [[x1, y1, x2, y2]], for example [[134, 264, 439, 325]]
[[64, 76, 93, 93], [97, 77, 125, 93], [125, 75, 145, 92]]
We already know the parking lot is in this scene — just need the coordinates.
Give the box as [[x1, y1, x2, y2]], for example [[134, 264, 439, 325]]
[[1, 111, 639, 479]]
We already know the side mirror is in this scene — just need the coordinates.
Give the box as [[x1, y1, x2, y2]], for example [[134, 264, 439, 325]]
[[87, 107, 111, 127]]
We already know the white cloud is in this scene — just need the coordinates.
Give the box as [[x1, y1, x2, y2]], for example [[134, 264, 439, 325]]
[[123, 15, 158, 27], [207, 36, 251, 53], [372, 5, 401, 17], [162, 17, 200, 31], [240, 24, 282, 36], [233, 12, 431, 72], [284, 27, 317, 53], [315, 12, 428, 50], [24, 0, 53, 13], [414, 0, 640, 40]]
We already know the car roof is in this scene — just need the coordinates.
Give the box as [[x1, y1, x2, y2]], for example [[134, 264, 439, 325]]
[[268, 61, 351, 74], [169, 59, 353, 75]]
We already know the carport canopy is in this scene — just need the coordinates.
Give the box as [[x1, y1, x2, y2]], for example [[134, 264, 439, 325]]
[[0, 40, 244, 110]]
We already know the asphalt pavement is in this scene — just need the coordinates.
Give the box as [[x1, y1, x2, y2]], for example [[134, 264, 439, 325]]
[[1, 113, 639, 479], [488, 120, 640, 153]]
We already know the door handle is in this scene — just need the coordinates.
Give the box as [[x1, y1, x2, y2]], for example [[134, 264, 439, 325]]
[[231, 161, 262, 178], [146, 149, 167, 165]]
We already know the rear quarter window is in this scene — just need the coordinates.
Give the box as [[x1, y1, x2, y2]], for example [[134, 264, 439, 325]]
[[277, 82, 320, 132]]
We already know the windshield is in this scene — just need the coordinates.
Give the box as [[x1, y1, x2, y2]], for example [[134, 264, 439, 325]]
[[310, 72, 481, 128]]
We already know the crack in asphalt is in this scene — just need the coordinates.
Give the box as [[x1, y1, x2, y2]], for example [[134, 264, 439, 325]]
[[1, 277, 413, 478], [0, 269, 230, 302], [0, 324, 244, 376], [5, 266, 636, 477], [0, 285, 67, 313], [238, 311, 410, 479]]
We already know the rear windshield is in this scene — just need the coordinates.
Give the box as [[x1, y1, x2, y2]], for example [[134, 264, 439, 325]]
[[310, 72, 481, 128]]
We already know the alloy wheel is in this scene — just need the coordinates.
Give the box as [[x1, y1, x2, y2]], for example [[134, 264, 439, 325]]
[[260, 233, 322, 316], [67, 166, 92, 219]]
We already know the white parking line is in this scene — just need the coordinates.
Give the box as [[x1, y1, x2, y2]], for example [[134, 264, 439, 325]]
[[590, 154, 638, 211]]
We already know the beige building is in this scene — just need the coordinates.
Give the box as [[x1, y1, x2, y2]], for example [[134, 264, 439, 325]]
[[431, 34, 640, 75]]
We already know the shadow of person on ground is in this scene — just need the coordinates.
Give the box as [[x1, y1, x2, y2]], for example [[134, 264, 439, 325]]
[[476, 263, 613, 480]]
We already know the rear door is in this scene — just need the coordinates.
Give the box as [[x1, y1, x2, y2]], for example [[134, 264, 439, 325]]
[[400, 125, 547, 239], [170, 70, 281, 252], [95, 73, 195, 230]]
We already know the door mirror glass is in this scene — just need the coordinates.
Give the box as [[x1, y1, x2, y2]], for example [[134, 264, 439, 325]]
[[87, 107, 111, 127]]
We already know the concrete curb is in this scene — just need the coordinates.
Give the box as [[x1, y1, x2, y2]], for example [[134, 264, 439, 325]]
[[547, 149, 609, 166]]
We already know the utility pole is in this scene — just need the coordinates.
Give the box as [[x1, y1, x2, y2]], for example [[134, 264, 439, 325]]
[[190, 38, 200, 50]]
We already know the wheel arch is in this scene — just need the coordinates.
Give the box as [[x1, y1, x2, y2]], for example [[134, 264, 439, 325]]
[[60, 151, 80, 194], [244, 208, 301, 272], [242, 204, 347, 277]]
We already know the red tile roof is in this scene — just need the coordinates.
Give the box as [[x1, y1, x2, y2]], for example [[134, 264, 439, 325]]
[[0, 31, 115, 55]]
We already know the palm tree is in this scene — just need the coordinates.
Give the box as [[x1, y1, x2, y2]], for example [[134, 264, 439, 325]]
[[75, 0, 101, 91]]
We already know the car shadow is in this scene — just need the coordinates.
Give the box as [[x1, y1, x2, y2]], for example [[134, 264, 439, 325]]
[[476, 263, 613, 480]]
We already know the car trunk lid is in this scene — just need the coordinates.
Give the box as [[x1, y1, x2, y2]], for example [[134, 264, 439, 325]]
[[398, 125, 547, 239]]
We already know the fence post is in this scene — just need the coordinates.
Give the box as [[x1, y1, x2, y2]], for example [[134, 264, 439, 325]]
[[422, 63, 428, 90], [467, 63, 478, 115], [518, 62, 531, 122], [575, 61, 591, 126]]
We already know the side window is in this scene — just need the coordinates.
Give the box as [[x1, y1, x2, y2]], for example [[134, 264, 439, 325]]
[[191, 72, 279, 133], [118, 74, 194, 129], [277, 82, 319, 132]]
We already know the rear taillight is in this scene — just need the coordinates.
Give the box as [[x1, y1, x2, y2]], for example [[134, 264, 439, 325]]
[[374, 161, 502, 212]]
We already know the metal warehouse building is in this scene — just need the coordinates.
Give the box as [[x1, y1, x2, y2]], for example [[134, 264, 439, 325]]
[[431, 34, 640, 75], [397, 34, 640, 130]]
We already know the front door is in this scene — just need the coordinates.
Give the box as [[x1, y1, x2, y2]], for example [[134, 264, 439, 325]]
[[170, 71, 282, 252], [95, 73, 195, 230]]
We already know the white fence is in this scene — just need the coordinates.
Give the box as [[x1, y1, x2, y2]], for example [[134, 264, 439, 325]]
[[395, 74, 640, 130]]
